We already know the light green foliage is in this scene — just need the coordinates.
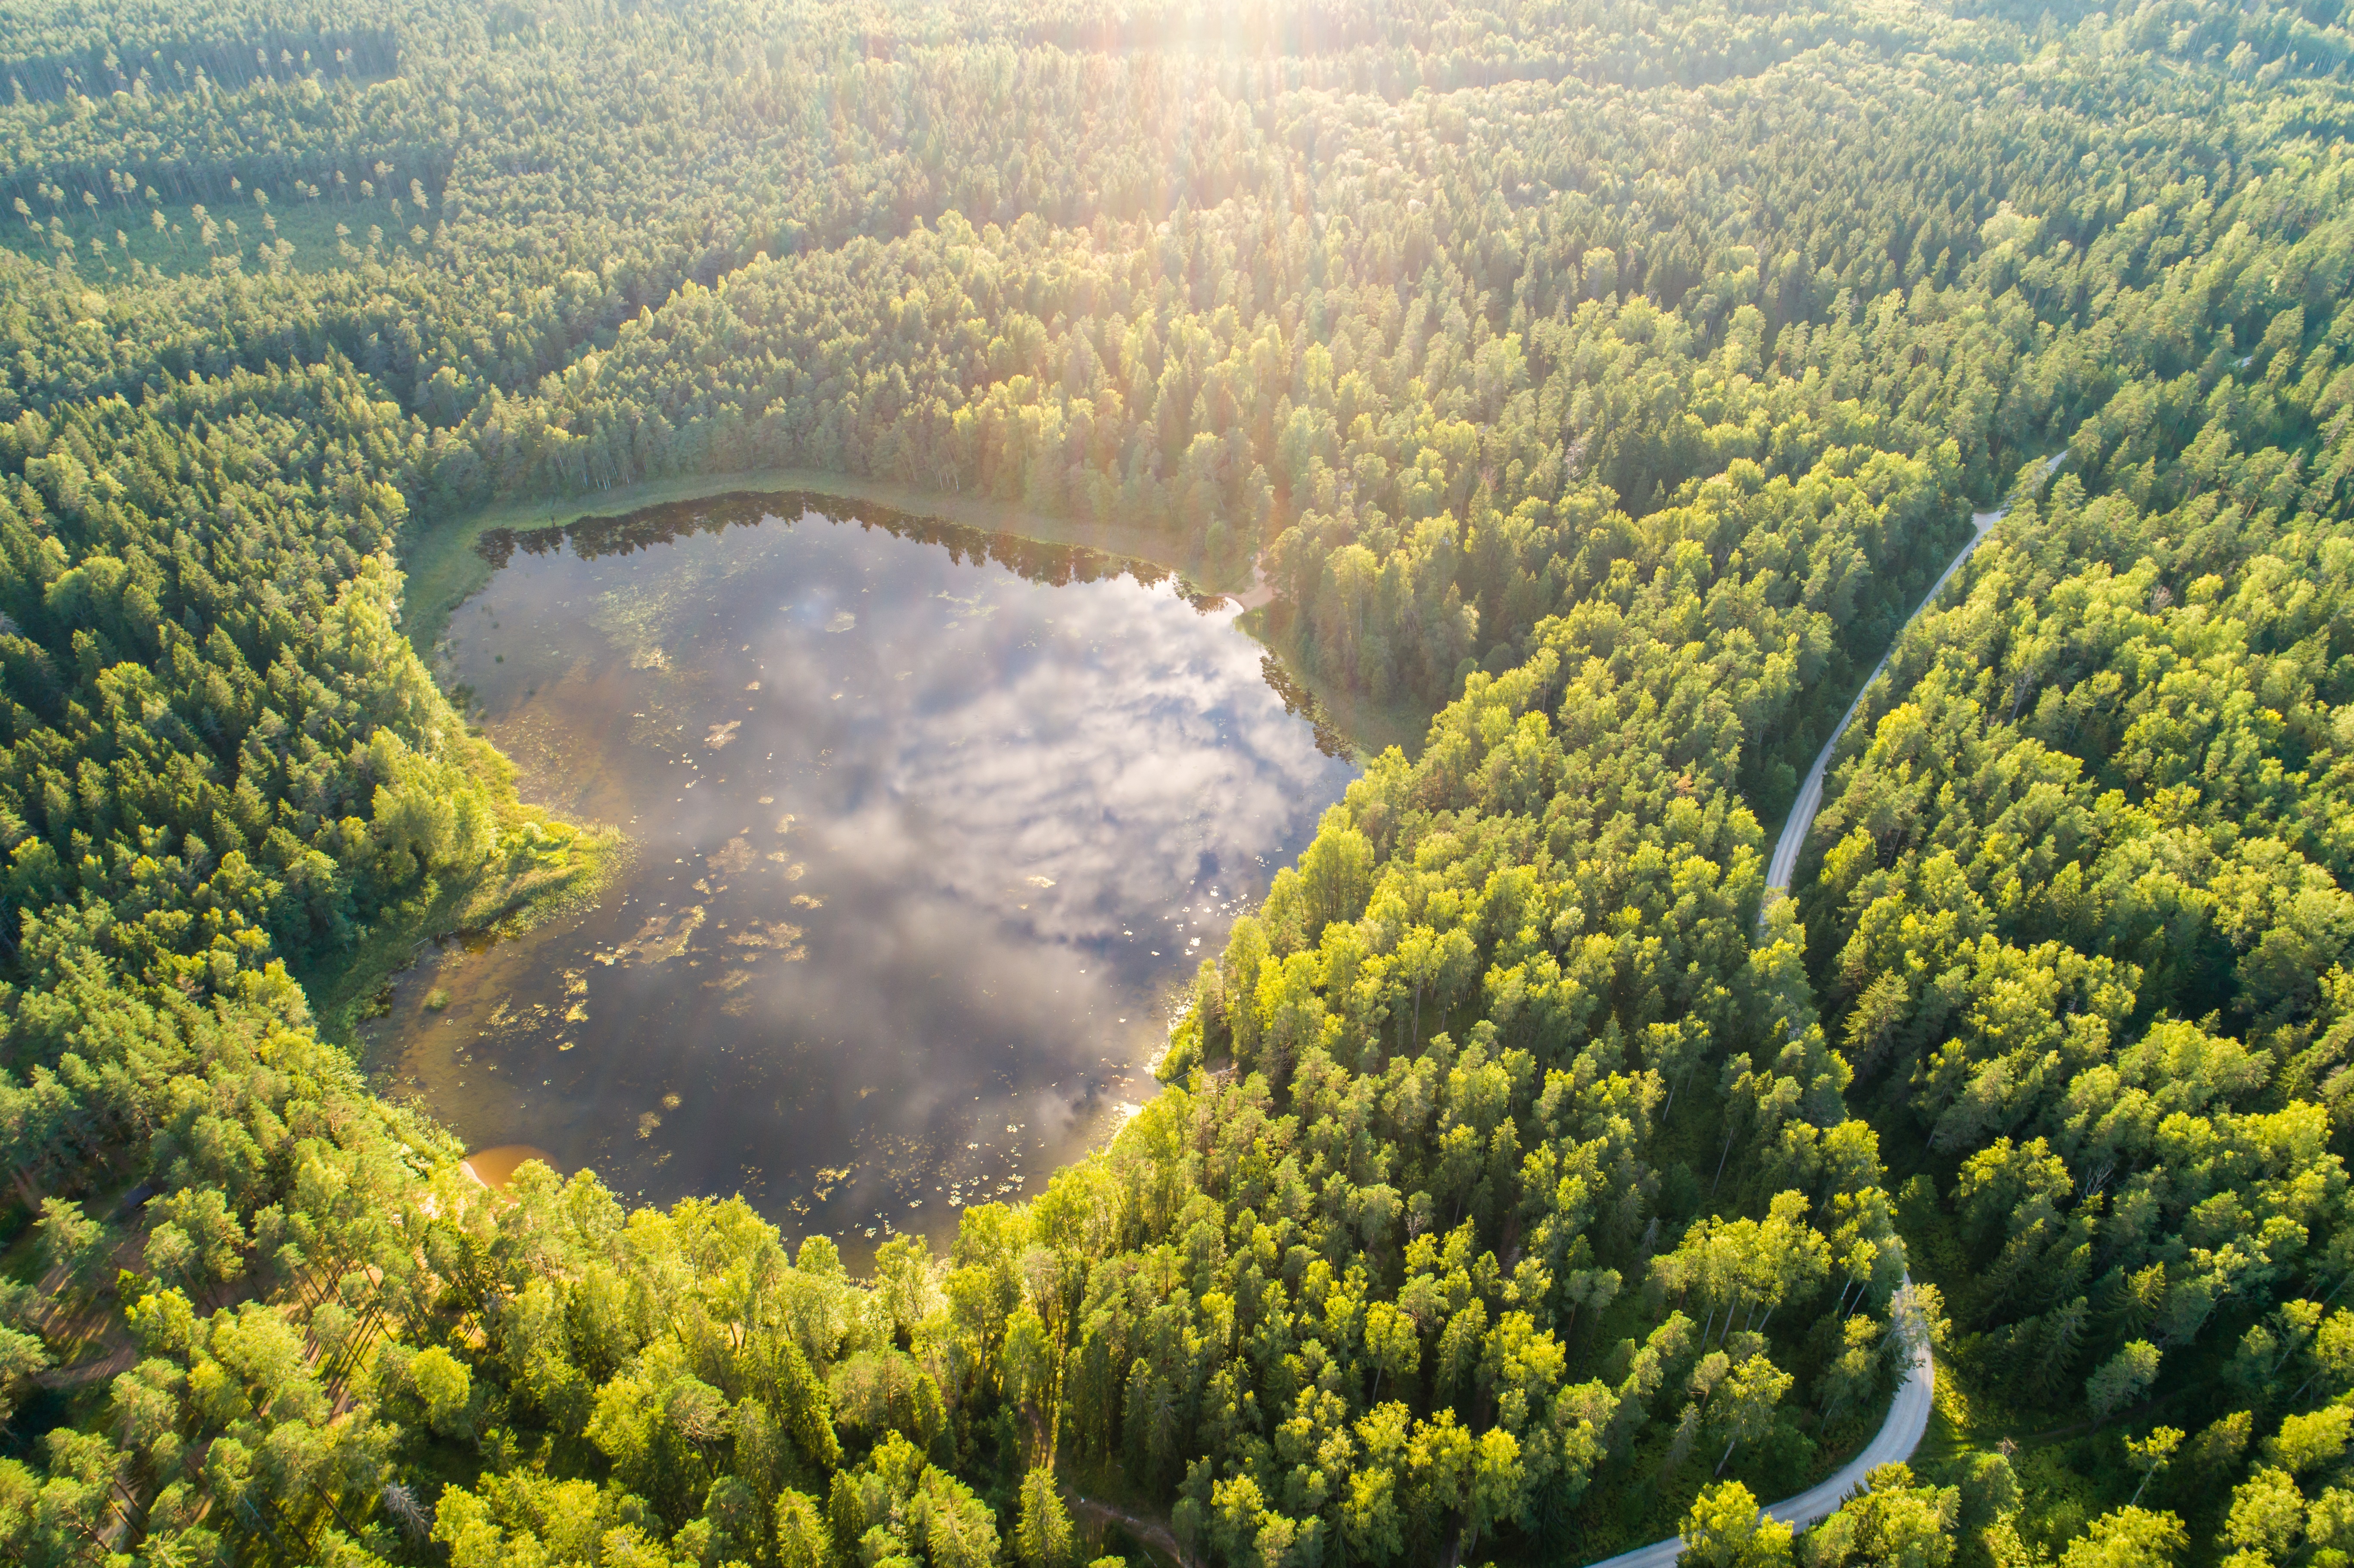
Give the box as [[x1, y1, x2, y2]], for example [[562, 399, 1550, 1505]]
[[825, 1429, 1001, 1568], [2123, 1428, 2180, 1508], [1015, 1466, 1074, 1568], [433, 1472, 618, 1568], [33, 1196, 106, 1285], [1801, 1465, 1958, 1568], [1679, 1479, 1795, 1568], [0, 3, 2350, 1566], [778, 1487, 832, 1568], [2265, 1407, 2351, 1478], [409, 1344, 473, 1436], [123, 1285, 199, 1359], [2054, 1508, 2189, 1568], [0, 1325, 47, 1428], [2086, 1343, 2162, 1425]]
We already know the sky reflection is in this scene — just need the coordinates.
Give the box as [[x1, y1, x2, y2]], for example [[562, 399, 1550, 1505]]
[[369, 497, 1358, 1259]]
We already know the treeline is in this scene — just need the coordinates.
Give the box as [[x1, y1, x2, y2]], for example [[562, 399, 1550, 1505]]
[[0, 0, 2348, 1565], [0, 22, 400, 110], [2, 616, 1940, 1565], [1791, 147, 2354, 1553]]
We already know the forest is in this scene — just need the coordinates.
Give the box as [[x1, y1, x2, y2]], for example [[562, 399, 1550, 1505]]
[[0, 0, 2351, 1564]]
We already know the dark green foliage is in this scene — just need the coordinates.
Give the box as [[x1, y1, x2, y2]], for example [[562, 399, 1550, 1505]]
[[0, 2, 2349, 1565]]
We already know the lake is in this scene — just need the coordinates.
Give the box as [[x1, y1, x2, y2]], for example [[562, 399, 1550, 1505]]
[[370, 493, 1359, 1257]]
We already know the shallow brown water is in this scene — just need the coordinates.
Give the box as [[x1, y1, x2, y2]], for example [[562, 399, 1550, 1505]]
[[458, 1145, 553, 1189], [370, 493, 1357, 1261]]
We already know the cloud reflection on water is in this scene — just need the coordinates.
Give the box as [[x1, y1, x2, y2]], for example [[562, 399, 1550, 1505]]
[[373, 496, 1358, 1261]]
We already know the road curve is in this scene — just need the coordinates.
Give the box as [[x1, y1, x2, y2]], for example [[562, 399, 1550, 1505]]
[[1765, 1319, 1936, 1529], [1580, 483, 2035, 1568], [1763, 500, 2008, 897], [1574, 1317, 1934, 1568]]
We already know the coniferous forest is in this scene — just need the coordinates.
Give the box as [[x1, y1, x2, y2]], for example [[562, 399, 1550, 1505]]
[[3, 0, 2354, 1564]]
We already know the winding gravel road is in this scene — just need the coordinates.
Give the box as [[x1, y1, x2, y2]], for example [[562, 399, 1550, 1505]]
[[1762, 499, 2008, 895], [1576, 1321, 1934, 1568], [1579, 480, 2038, 1568]]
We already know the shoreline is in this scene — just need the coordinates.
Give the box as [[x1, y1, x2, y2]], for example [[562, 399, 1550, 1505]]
[[400, 467, 1252, 661], [401, 469, 1429, 761]]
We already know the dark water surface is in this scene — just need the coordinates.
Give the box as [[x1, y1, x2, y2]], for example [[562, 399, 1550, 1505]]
[[371, 494, 1358, 1258]]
